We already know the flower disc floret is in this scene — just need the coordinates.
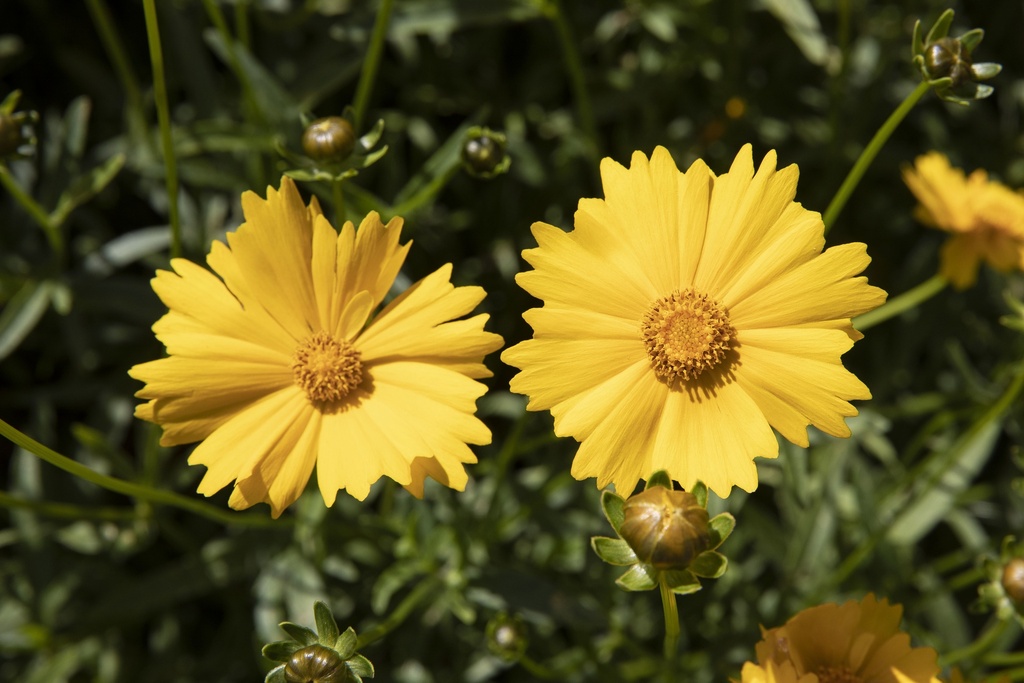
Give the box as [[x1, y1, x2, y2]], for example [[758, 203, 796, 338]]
[[641, 288, 735, 384], [293, 332, 363, 403]]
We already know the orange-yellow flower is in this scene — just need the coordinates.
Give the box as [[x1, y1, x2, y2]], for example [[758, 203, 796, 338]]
[[130, 177, 503, 517], [502, 145, 885, 497], [903, 152, 1024, 289]]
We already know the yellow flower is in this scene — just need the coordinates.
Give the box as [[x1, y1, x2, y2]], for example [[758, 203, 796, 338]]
[[903, 152, 1024, 289], [129, 177, 503, 517], [738, 661, 810, 683], [502, 145, 885, 497], [754, 594, 940, 683]]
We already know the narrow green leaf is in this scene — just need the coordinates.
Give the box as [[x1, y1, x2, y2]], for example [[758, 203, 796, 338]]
[[591, 536, 637, 566], [64, 97, 92, 159], [645, 470, 672, 490], [334, 626, 357, 659], [261, 640, 302, 662], [601, 490, 626, 532], [912, 19, 923, 55], [615, 563, 658, 592], [691, 480, 708, 508], [708, 513, 736, 549], [960, 28, 984, 53], [690, 551, 728, 579], [314, 601, 340, 649], [50, 153, 126, 228], [925, 9, 954, 46], [279, 622, 318, 647], [0, 280, 52, 361], [347, 653, 374, 678], [761, 0, 830, 66]]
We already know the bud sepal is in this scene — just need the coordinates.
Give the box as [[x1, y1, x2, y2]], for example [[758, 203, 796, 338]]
[[912, 9, 1001, 105], [591, 471, 735, 595], [262, 601, 374, 683], [0, 90, 39, 160], [278, 108, 388, 182], [976, 536, 1024, 627]]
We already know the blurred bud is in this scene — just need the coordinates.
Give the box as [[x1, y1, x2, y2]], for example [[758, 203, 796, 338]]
[[461, 127, 510, 179], [619, 486, 709, 571], [285, 644, 349, 683], [486, 613, 528, 663], [302, 116, 356, 163], [912, 10, 1001, 104], [0, 91, 39, 160], [1003, 558, 1024, 604]]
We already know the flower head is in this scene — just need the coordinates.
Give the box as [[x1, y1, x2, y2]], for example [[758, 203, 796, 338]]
[[903, 152, 1024, 289], [130, 177, 503, 516], [753, 594, 940, 683], [502, 145, 885, 497], [912, 9, 1001, 104]]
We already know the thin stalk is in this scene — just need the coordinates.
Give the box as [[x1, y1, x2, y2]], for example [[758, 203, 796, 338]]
[[0, 417, 288, 528], [854, 274, 948, 331], [822, 80, 931, 234], [659, 574, 680, 661], [84, 0, 146, 123], [234, 0, 252, 49], [0, 164, 60, 255], [0, 490, 139, 521], [985, 666, 1024, 683], [984, 650, 1024, 667], [940, 619, 1010, 667], [391, 163, 461, 218], [519, 654, 558, 679], [332, 179, 346, 226], [142, 0, 183, 259], [548, 0, 599, 168], [356, 573, 442, 648], [352, 0, 395, 133]]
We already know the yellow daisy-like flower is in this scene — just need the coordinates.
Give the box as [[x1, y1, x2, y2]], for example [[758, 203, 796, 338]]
[[129, 177, 503, 517], [752, 594, 940, 683], [502, 145, 885, 497], [903, 152, 1024, 289]]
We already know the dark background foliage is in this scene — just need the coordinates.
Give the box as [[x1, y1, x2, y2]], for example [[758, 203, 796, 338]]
[[1, 0, 1023, 681]]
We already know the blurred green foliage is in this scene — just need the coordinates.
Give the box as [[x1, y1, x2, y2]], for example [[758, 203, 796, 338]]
[[1, 0, 1023, 681]]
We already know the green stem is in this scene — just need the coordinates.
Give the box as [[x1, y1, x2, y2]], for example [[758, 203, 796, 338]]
[[356, 573, 441, 648], [142, 0, 183, 259], [391, 163, 461, 218], [659, 574, 680, 661], [986, 666, 1024, 683], [332, 179, 346, 226], [84, 0, 146, 125], [940, 619, 1010, 667], [548, 0, 599, 167], [822, 80, 930, 234], [984, 649, 1024, 667], [519, 654, 558, 679], [352, 0, 395, 133], [0, 417, 288, 528], [0, 164, 60, 256], [0, 490, 139, 521], [853, 274, 947, 331]]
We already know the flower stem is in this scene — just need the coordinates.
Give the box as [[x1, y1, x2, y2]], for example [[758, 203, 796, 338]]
[[822, 80, 931, 235], [940, 618, 1011, 667], [853, 274, 947, 332], [352, 0, 395, 133], [356, 573, 441, 648], [332, 179, 346, 225], [659, 574, 680, 661], [142, 0, 183, 259], [0, 417, 288, 528], [0, 164, 60, 256], [391, 163, 461, 218], [0, 490, 139, 521], [84, 0, 146, 126], [547, 0, 600, 170]]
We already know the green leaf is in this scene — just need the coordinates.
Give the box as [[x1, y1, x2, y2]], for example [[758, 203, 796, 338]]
[[63, 97, 91, 159], [912, 19, 924, 55], [925, 9, 954, 46], [49, 153, 126, 228], [347, 653, 374, 679], [601, 490, 626, 532], [691, 480, 708, 508], [0, 279, 52, 361], [615, 563, 658, 592], [690, 551, 728, 579], [265, 664, 286, 683], [663, 569, 701, 595], [645, 470, 672, 490], [707, 513, 735, 549], [314, 601, 340, 649], [334, 626, 357, 659], [761, 0, 830, 66], [203, 30, 301, 126], [0, 89, 20, 115], [279, 622, 319, 647], [591, 537, 638, 566], [262, 640, 303, 662]]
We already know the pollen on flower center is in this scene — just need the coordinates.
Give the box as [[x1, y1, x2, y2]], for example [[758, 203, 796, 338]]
[[640, 288, 735, 384], [292, 331, 363, 403], [815, 665, 862, 683]]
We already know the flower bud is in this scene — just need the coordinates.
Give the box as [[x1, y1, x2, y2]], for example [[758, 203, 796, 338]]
[[924, 37, 973, 88], [285, 644, 349, 683], [461, 127, 510, 178], [1003, 558, 1024, 605], [619, 487, 709, 571], [302, 116, 356, 163], [0, 110, 38, 160], [486, 613, 528, 662]]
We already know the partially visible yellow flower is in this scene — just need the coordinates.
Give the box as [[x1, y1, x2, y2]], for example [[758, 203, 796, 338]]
[[130, 177, 503, 517], [903, 152, 1024, 289], [502, 145, 885, 497], [738, 660, 810, 683], [754, 594, 940, 683]]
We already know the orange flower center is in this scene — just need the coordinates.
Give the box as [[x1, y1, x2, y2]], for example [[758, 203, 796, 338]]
[[640, 288, 735, 384], [292, 331, 363, 403], [815, 666, 862, 683]]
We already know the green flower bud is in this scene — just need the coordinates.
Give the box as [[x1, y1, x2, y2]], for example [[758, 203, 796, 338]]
[[912, 10, 1001, 104], [0, 110, 38, 160], [1003, 558, 1024, 604], [486, 613, 528, 662], [461, 127, 510, 179], [924, 37, 972, 87], [302, 117, 356, 163], [619, 487, 709, 571], [285, 644, 349, 683]]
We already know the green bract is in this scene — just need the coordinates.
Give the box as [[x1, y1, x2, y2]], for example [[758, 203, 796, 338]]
[[911, 9, 1001, 105], [262, 601, 374, 683], [278, 108, 388, 182], [590, 471, 735, 594], [976, 536, 1024, 627]]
